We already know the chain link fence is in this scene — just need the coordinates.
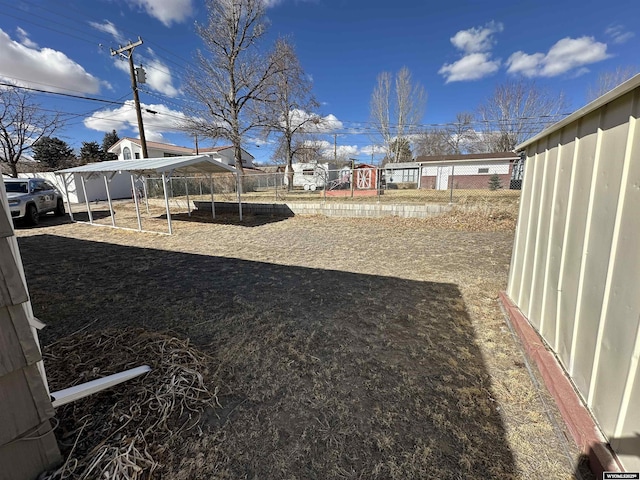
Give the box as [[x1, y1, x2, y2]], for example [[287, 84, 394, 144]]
[[143, 163, 522, 208]]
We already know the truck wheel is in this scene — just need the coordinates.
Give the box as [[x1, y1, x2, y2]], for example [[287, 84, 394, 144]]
[[55, 198, 65, 216], [26, 204, 39, 226], [310, 184, 317, 191]]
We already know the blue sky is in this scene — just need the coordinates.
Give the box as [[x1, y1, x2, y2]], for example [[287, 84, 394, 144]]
[[0, 0, 638, 164]]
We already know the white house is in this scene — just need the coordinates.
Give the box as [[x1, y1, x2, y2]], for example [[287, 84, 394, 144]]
[[416, 152, 520, 190], [108, 138, 255, 168]]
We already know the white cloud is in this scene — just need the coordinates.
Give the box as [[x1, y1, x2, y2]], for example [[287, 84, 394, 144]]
[[360, 144, 387, 156], [281, 110, 343, 134], [450, 21, 503, 54], [439, 53, 501, 83], [605, 25, 634, 44], [439, 21, 503, 83], [123, 0, 193, 26], [0, 28, 103, 94], [301, 139, 359, 160], [89, 20, 124, 44], [507, 36, 610, 77], [261, 0, 317, 7], [144, 49, 181, 97], [16, 27, 38, 49], [111, 48, 181, 98], [83, 100, 188, 142]]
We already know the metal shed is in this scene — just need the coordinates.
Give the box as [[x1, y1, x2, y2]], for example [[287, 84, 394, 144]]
[[505, 74, 640, 471], [56, 155, 242, 234]]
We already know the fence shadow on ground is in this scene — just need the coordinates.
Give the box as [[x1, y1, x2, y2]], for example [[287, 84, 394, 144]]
[[21, 234, 517, 479]]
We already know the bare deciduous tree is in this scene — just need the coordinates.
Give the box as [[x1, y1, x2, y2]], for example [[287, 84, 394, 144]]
[[586, 66, 638, 102], [265, 38, 320, 189], [370, 67, 426, 162], [184, 0, 283, 180], [414, 129, 452, 157], [477, 80, 568, 152], [445, 112, 479, 154], [0, 86, 62, 177], [414, 113, 480, 157]]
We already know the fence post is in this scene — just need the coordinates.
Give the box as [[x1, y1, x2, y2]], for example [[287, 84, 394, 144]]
[[350, 160, 355, 198], [323, 168, 327, 202], [449, 166, 455, 204], [185, 177, 191, 216], [143, 177, 150, 214]]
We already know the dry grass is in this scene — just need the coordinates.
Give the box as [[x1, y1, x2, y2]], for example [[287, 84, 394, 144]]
[[17, 206, 589, 479], [42, 330, 220, 479]]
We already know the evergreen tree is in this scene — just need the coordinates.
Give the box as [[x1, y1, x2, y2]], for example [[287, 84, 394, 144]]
[[488, 173, 503, 191], [32, 136, 75, 169], [101, 130, 119, 160], [80, 141, 102, 163]]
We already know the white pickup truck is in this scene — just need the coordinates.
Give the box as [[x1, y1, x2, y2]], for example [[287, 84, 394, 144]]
[[4, 177, 66, 225]]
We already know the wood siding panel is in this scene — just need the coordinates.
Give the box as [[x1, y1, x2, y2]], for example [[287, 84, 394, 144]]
[[0, 423, 59, 480], [0, 305, 42, 376]]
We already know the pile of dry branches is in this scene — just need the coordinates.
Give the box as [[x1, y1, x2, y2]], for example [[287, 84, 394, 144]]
[[41, 329, 220, 480]]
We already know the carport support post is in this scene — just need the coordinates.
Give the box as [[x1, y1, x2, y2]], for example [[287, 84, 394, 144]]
[[162, 172, 173, 235], [236, 172, 243, 221], [103, 174, 115, 227], [185, 178, 191, 217], [209, 175, 215, 219], [80, 175, 93, 224], [62, 173, 74, 221], [130, 174, 142, 231]]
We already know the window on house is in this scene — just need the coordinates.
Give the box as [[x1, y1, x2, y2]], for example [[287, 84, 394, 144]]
[[478, 167, 489, 174], [123, 147, 131, 160], [135, 153, 140, 159]]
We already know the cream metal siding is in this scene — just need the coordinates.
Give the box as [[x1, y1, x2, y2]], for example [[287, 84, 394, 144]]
[[507, 75, 640, 471]]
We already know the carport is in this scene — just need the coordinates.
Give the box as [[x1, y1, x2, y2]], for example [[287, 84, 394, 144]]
[[56, 155, 242, 234]]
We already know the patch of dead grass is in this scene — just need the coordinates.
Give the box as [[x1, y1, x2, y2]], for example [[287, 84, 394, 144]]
[[18, 211, 587, 479]]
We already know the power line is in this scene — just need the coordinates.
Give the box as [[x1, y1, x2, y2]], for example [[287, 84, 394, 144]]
[[0, 82, 128, 105]]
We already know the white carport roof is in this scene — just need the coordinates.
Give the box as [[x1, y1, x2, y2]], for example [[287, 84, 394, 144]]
[[55, 155, 242, 234], [56, 155, 237, 176]]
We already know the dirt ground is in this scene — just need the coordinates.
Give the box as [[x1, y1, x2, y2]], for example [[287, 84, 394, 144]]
[[17, 205, 592, 479]]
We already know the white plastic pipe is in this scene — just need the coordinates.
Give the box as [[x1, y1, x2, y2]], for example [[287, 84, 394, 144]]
[[51, 365, 151, 408]]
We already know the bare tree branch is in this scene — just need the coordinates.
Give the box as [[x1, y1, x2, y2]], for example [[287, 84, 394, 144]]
[[261, 38, 321, 189], [586, 65, 638, 102], [370, 67, 426, 163], [184, 0, 284, 178], [476, 80, 568, 152], [0, 86, 63, 177]]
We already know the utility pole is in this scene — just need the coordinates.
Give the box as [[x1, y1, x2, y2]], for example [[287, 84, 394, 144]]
[[111, 37, 148, 159]]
